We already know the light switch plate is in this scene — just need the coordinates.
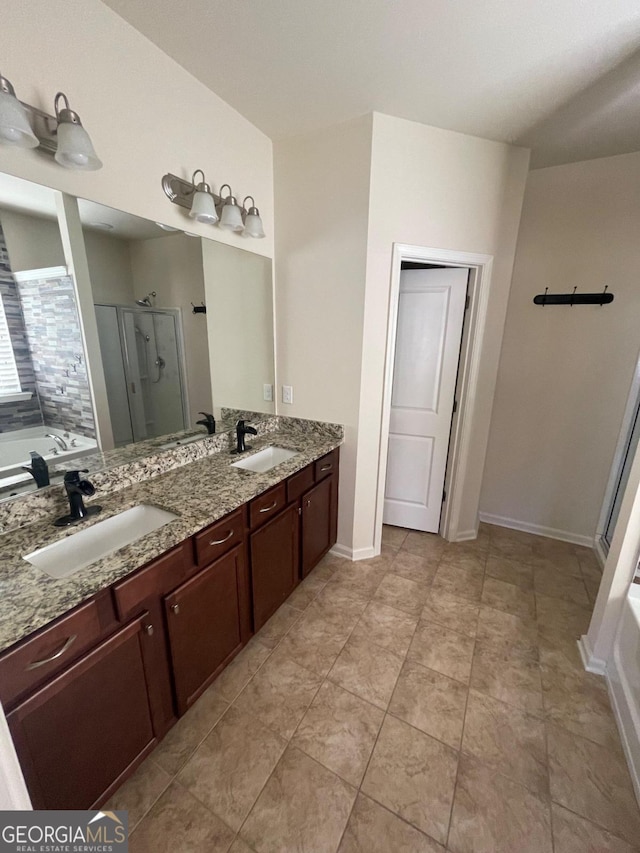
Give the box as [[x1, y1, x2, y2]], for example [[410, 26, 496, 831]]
[[282, 385, 293, 405], [263, 383, 273, 402]]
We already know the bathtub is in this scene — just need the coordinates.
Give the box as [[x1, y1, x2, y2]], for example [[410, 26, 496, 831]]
[[609, 582, 640, 802], [0, 427, 97, 488]]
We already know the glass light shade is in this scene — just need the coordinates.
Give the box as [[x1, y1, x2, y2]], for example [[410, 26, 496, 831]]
[[54, 121, 102, 170], [189, 189, 218, 224], [219, 201, 244, 232], [243, 211, 265, 238], [0, 90, 38, 148]]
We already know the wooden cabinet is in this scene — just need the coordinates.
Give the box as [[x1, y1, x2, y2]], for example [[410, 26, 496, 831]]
[[165, 545, 249, 714], [8, 614, 157, 810], [250, 504, 299, 631], [2, 443, 340, 811]]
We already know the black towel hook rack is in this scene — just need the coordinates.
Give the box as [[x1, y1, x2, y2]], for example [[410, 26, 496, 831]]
[[533, 285, 614, 307]]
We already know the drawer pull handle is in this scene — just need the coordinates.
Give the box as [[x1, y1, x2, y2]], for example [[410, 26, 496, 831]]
[[209, 530, 234, 546], [320, 464, 332, 471], [26, 634, 77, 671], [171, 604, 180, 615], [259, 500, 278, 513], [145, 624, 154, 636]]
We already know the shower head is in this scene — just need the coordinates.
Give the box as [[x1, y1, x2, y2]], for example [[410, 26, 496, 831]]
[[135, 291, 156, 307]]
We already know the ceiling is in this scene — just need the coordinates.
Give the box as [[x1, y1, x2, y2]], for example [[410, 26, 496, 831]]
[[103, 0, 640, 166], [0, 173, 170, 240]]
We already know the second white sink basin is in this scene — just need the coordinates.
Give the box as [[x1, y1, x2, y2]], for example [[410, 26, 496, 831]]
[[231, 446, 298, 473], [23, 505, 178, 579]]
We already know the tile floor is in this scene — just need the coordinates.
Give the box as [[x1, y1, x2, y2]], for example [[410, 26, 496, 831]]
[[107, 523, 640, 852]]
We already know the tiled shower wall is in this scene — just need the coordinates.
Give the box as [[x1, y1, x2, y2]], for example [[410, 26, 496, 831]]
[[17, 275, 95, 437], [0, 226, 43, 432]]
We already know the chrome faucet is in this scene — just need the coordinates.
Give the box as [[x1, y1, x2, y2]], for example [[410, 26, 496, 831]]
[[45, 433, 68, 452]]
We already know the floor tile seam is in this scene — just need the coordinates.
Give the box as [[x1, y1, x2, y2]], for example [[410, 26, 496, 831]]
[[172, 767, 248, 841], [349, 787, 448, 852], [123, 762, 174, 836], [444, 647, 473, 851], [548, 796, 640, 848], [405, 648, 474, 688], [346, 624, 414, 662], [473, 634, 540, 664], [532, 584, 592, 608], [417, 611, 479, 642], [385, 707, 463, 754], [542, 711, 627, 755], [466, 679, 545, 723], [154, 697, 232, 779], [457, 746, 552, 804], [218, 641, 280, 704]]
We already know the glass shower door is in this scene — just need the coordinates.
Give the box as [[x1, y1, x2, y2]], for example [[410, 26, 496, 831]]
[[603, 394, 640, 551]]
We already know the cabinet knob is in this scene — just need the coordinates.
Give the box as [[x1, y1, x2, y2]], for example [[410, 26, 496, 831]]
[[171, 604, 180, 615], [306, 499, 311, 507], [144, 624, 154, 636]]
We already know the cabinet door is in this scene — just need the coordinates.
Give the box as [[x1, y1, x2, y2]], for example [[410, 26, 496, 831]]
[[165, 546, 246, 715], [301, 475, 335, 577], [250, 505, 299, 631], [8, 615, 157, 811]]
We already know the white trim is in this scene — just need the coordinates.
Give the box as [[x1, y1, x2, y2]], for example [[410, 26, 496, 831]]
[[330, 543, 375, 562], [596, 344, 640, 542], [578, 634, 607, 675], [478, 511, 595, 548], [454, 529, 479, 542], [12, 266, 68, 283], [607, 646, 640, 805], [374, 244, 494, 552], [0, 392, 32, 403], [594, 536, 607, 569]]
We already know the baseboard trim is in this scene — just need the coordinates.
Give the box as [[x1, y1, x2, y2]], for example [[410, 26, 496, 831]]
[[478, 512, 595, 548], [330, 544, 378, 561], [607, 647, 640, 805], [578, 634, 607, 676], [594, 536, 608, 569], [454, 529, 479, 543]]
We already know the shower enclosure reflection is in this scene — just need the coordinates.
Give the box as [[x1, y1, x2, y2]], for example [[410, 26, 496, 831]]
[[95, 304, 187, 445]]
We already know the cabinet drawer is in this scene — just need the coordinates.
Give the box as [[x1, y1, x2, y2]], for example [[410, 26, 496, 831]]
[[314, 449, 338, 481], [287, 464, 314, 504], [249, 483, 287, 529], [194, 508, 245, 568], [0, 599, 102, 709], [113, 540, 194, 621]]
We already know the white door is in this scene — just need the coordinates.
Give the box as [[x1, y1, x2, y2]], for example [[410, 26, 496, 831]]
[[384, 267, 468, 532]]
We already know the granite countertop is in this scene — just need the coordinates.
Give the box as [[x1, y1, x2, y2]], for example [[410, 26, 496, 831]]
[[0, 421, 342, 654]]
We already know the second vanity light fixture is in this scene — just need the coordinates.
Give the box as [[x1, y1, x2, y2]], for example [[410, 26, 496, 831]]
[[162, 171, 265, 238], [0, 72, 102, 170]]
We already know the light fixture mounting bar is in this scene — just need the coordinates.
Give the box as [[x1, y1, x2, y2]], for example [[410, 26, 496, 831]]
[[162, 173, 221, 210], [18, 101, 58, 155]]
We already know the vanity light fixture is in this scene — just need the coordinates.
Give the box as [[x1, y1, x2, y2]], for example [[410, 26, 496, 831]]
[[0, 74, 102, 170], [189, 170, 218, 224], [218, 185, 244, 232], [0, 73, 39, 148], [161, 171, 266, 238], [242, 196, 265, 239], [53, 93, 102, 171]]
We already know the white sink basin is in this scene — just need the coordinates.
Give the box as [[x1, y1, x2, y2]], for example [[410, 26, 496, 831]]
[[231, 446, 298, 473], [23, 505, 178, 579]]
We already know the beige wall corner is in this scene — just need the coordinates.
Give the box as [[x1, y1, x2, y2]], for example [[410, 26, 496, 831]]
[[481, 151, 640, 542], [273, 115, 374, 553]]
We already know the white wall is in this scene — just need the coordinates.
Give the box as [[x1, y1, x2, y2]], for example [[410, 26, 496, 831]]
[[0, 0, 273, 260], [129, 233, 212, 423], [481, 151, 640, 542], [202, 239, 274, 417], [352, 113, 530, 550], [274, 115, 373, 551], [84, 229, 135, 304], [0, 209, 64, 270], [274, 112, 529, 553]]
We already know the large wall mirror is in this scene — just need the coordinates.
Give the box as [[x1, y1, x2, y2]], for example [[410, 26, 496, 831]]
[[0, 172, 275, 501]]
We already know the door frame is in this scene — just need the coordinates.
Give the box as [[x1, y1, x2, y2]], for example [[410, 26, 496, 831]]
[[374, 243, 494, 549]]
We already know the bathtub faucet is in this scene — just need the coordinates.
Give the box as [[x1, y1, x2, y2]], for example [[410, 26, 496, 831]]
[[45, 433, 68, 452]]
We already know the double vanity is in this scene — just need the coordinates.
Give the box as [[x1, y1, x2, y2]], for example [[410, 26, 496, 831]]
[[0, 416, 341, 811]]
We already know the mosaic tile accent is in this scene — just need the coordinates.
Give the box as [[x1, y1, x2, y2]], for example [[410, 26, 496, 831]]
[[16, 274, 95, 437]]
